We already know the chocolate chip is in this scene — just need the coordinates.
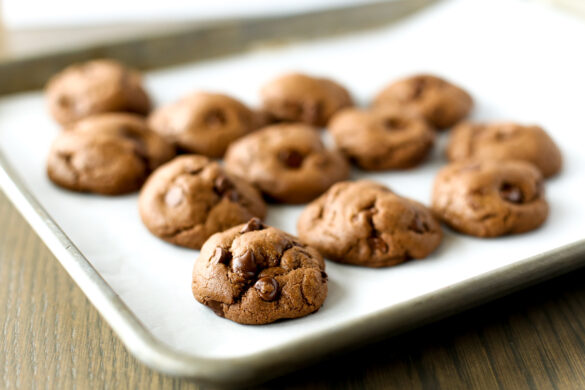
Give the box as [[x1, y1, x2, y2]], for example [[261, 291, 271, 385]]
[[164, 186, 184, 207], [383, 117, 407, 130], [368, 237, 388, 253], [278, 149, 304, 169], [500, 183, 524, 204], [409, 215, 429, 234], [254, 277, 279, 301], [205, 109, 227, 127], [186, 167, 203, 175], [57, 95, 71, 108], [211, 247, 231, 265], [205, 300, 225, 317], [232, 250, 257, 278], [119, 127, 148, 157], [226, 190, 239, 202], [214, 175, 234, 194], [320, 271, 328, 281], [240, 217, 264, 234]]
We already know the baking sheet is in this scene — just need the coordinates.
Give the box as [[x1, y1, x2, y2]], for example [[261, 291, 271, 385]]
[[1, 0, 585, 364]]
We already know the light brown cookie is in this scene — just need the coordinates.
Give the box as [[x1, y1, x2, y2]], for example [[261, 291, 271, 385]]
[[192, 218, 328, 324], [431, 160, 549, 237], [148, 92, 266, 158], [446, 122, 562, 178], [373, 74, 472, 129], [46, 59, 151, 125], [260, 73, 353, 126], [328, 106, 435, 170], [297, 180, 442, 268], [47, 113, 174, 195], [139, 155, 267, 249], [224, 123, 350, 204]]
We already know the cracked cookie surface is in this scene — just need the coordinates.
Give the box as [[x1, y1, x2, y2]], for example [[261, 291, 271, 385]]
[[46, 59, 151, 125], [329, 106, 435, 170], [446, 122, 562, 178], [432, 160, 549, 237], [192, 218, 328, 324], [139, 155, 266, 249], [373, 74, 472, 129], [148, 92, 266, 158], [260, 73, 353, 127], [224, 123, 350, 204], [47, 113, 175, 195], [297, 180, 442, 267]]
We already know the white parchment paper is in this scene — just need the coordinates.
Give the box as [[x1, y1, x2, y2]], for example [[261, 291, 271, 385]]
[[1, 0, 584, 359]]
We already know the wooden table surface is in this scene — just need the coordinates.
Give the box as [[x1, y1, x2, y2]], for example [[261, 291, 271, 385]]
[[2, 190, 585, 389]]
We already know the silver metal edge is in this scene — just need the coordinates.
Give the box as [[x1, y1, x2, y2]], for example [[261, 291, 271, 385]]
[[2, 148, 585, 387]]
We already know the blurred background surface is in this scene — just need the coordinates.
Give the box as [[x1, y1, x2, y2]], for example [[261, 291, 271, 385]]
[[0, 0, 584, 61]]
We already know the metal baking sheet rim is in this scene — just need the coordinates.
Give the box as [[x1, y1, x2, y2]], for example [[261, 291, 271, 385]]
[[2, 151, 585, 386]]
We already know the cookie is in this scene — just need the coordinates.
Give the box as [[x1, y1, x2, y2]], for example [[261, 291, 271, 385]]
[[373, 74, 472, 129], [192, 218, 328, 324], [260, 73, 353, 126], [47, 113, 174, 195], [224, 123, 350, 204], [46, 59, 151, 125], [431, 160, 548, 237], [328, 106, 435, 170], [148, 92, 265, 158], [139, 155, 267, 249], [297, 180, 442, 267], [446, 122, 562, 178]]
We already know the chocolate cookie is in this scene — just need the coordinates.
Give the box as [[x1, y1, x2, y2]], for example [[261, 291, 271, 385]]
[[297, 180, 442, 268], [328, 106, 435, 170], [446, 122, 562, 178], [431, 160, 548, 237], [192, 218, 328, 324], [260, 73, 353, 126], [373, 74, 472, 129], [148, 92, 265, 158], [47, 113, 174, 195], [46, 59, 151, 125], [139, 155, 267, 249], [224, 123, 350, 204]]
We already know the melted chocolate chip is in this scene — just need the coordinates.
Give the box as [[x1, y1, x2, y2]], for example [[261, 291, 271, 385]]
[[206, 300, 225, 317], [278, 149, 304, 169], [211, 247, 231, 265], [368, 237, 388, 253], [409, 215, 429, 234], [320, 271, 328, 281], [383, 117, 408, 130], [205, 109, 227, 127], [232, 250, 257, 278], [186, 167, 203, 175], [57, 95, 72, 108], [240, 217, 264, 234], [254, 277, 279, 301], [500, 183, 524, 204], [164, 186, 184, 207], [119, 127, 148, 157], [214, 175, 234, 194], [226, 190, 239, 202], [214, 175, 240, 202]]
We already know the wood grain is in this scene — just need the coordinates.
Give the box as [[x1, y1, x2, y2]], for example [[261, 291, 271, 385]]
[[2, 188, 585, 389]]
